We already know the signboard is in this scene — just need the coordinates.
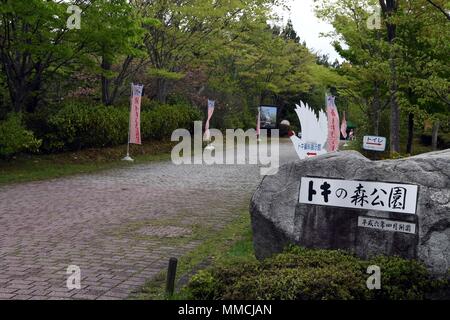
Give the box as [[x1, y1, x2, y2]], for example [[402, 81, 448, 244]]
[[358, 216, 416, 234], [299, 177, 418, 214], [290, 101, 328, 159], [259, 106, 278, 129], [363, 136, 386, 151]]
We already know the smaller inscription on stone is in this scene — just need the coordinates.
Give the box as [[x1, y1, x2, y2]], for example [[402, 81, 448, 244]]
[[357, 216, 416, 234]]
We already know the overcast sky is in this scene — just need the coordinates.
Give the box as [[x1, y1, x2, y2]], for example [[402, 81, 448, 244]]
[[276, 0, 342, 62]]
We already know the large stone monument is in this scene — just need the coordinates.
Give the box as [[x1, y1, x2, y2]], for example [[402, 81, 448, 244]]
[[250, 149, 450, 276]]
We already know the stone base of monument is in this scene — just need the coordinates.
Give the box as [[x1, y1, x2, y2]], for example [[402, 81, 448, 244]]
[[250, 149, 450, 276]]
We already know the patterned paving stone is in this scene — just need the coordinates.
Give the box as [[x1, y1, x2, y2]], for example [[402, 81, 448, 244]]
[[0, 140, 297, 299]]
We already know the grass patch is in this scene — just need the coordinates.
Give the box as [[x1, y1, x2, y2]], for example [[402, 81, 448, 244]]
[[132, 211, 255, 300], [107, 216, 216, 247], [0, 140, 174, 185]]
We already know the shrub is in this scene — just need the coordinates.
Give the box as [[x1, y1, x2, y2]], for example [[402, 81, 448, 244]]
[[438, 132, 450, 149], [222, 108, 255, 131], [0, 113, 42, 157], [186, 246, 447, 300], [27, 101, 202, 152], [420, 132, 450, 149], [364, 256, 446, 300], [141, 102, 202, 140], [47, 102, 129, 151]]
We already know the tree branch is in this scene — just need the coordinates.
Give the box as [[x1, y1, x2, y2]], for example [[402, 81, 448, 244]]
[[425, 0, 450, 20]]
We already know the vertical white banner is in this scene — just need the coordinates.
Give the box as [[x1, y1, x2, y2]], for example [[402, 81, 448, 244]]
[[129, 84, 143, 145], [256, 107, 261, 137], [204, 99, 215, 141], [326, 95, 340, 152]]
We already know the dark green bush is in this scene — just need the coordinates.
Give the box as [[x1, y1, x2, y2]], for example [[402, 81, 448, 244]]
[[26, 101, 202, 152], [47, 102, 129, 151], [222, 107, 256, 131], [0, 113, 42, 157], [438, 132, 450, 149], [187, 246, 447, 300], [142, 102, 202, 140], [420, 133, 450, 149], [365, 256, 446, 300]]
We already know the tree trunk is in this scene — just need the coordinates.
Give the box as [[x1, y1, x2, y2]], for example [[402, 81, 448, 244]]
[[156, 78, 168, 103], [380, 0, 400, 154], [10, 87, 25, 113], [26, 68, 43, 113], [372, 83, 382, 136], [101, 56, 112, 106], [406, 113, 414, 154], [108, 56, 134, 106], [9, 80, 27, 113], [432, 120, 440, 151], [388, 55, 400, 153]]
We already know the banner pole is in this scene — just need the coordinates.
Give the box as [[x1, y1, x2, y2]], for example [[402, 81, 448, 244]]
[[204, 99, 215, 151], [122, 83, 134, 162]]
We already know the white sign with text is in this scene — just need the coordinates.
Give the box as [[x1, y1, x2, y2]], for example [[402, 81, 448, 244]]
[[363, 136, 387, 151], [290, 101, 328, 159], [299, 177, 418, 214]]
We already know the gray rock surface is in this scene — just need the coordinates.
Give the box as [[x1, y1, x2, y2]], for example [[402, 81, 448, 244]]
[[250, 149, 450, 276]]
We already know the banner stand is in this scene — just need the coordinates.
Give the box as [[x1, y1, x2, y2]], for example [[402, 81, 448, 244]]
[[122, 152, 134, 162], [204, 99, 215, 151], [122, 83, 143, 162], [256, 107, 261, 143], [122, 114, 134, 161], [123, 84, 134, 162]]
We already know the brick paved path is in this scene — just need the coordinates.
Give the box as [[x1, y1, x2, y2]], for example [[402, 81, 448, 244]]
[[0, 139, 297, 299]]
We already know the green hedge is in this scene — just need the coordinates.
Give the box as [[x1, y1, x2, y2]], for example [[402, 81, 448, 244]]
[[0, 113, 42, 157], [420, 133, 450, 149], [186, 246, 447, 300], [26, 101, 202, 152]]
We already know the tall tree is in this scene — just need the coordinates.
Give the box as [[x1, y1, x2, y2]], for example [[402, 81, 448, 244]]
[[82, 0, 156, 105], [379, 0, 400, 153], [140, 0, 285, 103], [0, 0, 86, 112], [316, 0, 449, 153]]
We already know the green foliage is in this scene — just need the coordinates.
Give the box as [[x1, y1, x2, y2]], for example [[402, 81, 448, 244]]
[[0, 113, 41, 157], [46, 103, 129, 151], [420, 132, 450, 149], [148, 69, 185, 81], [141, 102, 203, 140], [315, 0, 449, 152], [30, 101, 201, 152], [366, 256, 444, 300], [222, 108, 255, 130], [187, 246, 446, 300]]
